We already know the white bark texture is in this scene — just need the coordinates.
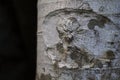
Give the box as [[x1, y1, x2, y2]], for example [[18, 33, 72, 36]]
[[37, 0, 120, 80]]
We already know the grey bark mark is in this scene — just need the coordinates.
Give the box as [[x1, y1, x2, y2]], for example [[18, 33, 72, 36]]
[[41, 8, 120, 80]]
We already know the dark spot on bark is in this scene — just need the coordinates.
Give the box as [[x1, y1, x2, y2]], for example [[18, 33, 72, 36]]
[[99, 6, 105, 12], [88, 15, 110, 29], [69, 46, 90, 67], [56, 43, 64, 54], [69, 47, 79, 58], [96, 15, 110, 27], [115, 34, 119, 37], [108, 42, 114, 45], [88, 19, 98, 29], [64, 36, 73, 43], [53, 61, 59, 71], [56, 27, 64, 38], [40, 74, 52, 80], [106, 50, 115, 60]]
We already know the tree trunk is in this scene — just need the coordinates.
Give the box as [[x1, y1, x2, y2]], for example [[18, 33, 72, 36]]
[[37, 0, 120, 80]]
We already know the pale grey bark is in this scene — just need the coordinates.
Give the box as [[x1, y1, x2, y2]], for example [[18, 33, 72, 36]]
[[37, 0, 120, 80]]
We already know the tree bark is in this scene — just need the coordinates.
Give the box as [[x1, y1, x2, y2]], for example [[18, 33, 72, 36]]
[[37, 0, 120, 80]]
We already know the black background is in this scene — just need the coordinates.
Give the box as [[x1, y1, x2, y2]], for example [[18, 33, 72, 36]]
[[0, 0, 37, 80]]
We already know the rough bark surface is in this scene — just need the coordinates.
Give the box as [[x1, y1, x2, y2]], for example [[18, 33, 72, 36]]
[[37, 0, 120, 80]]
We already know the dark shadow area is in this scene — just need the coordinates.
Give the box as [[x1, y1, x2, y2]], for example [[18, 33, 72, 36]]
[[0, 0, 37, 80]]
